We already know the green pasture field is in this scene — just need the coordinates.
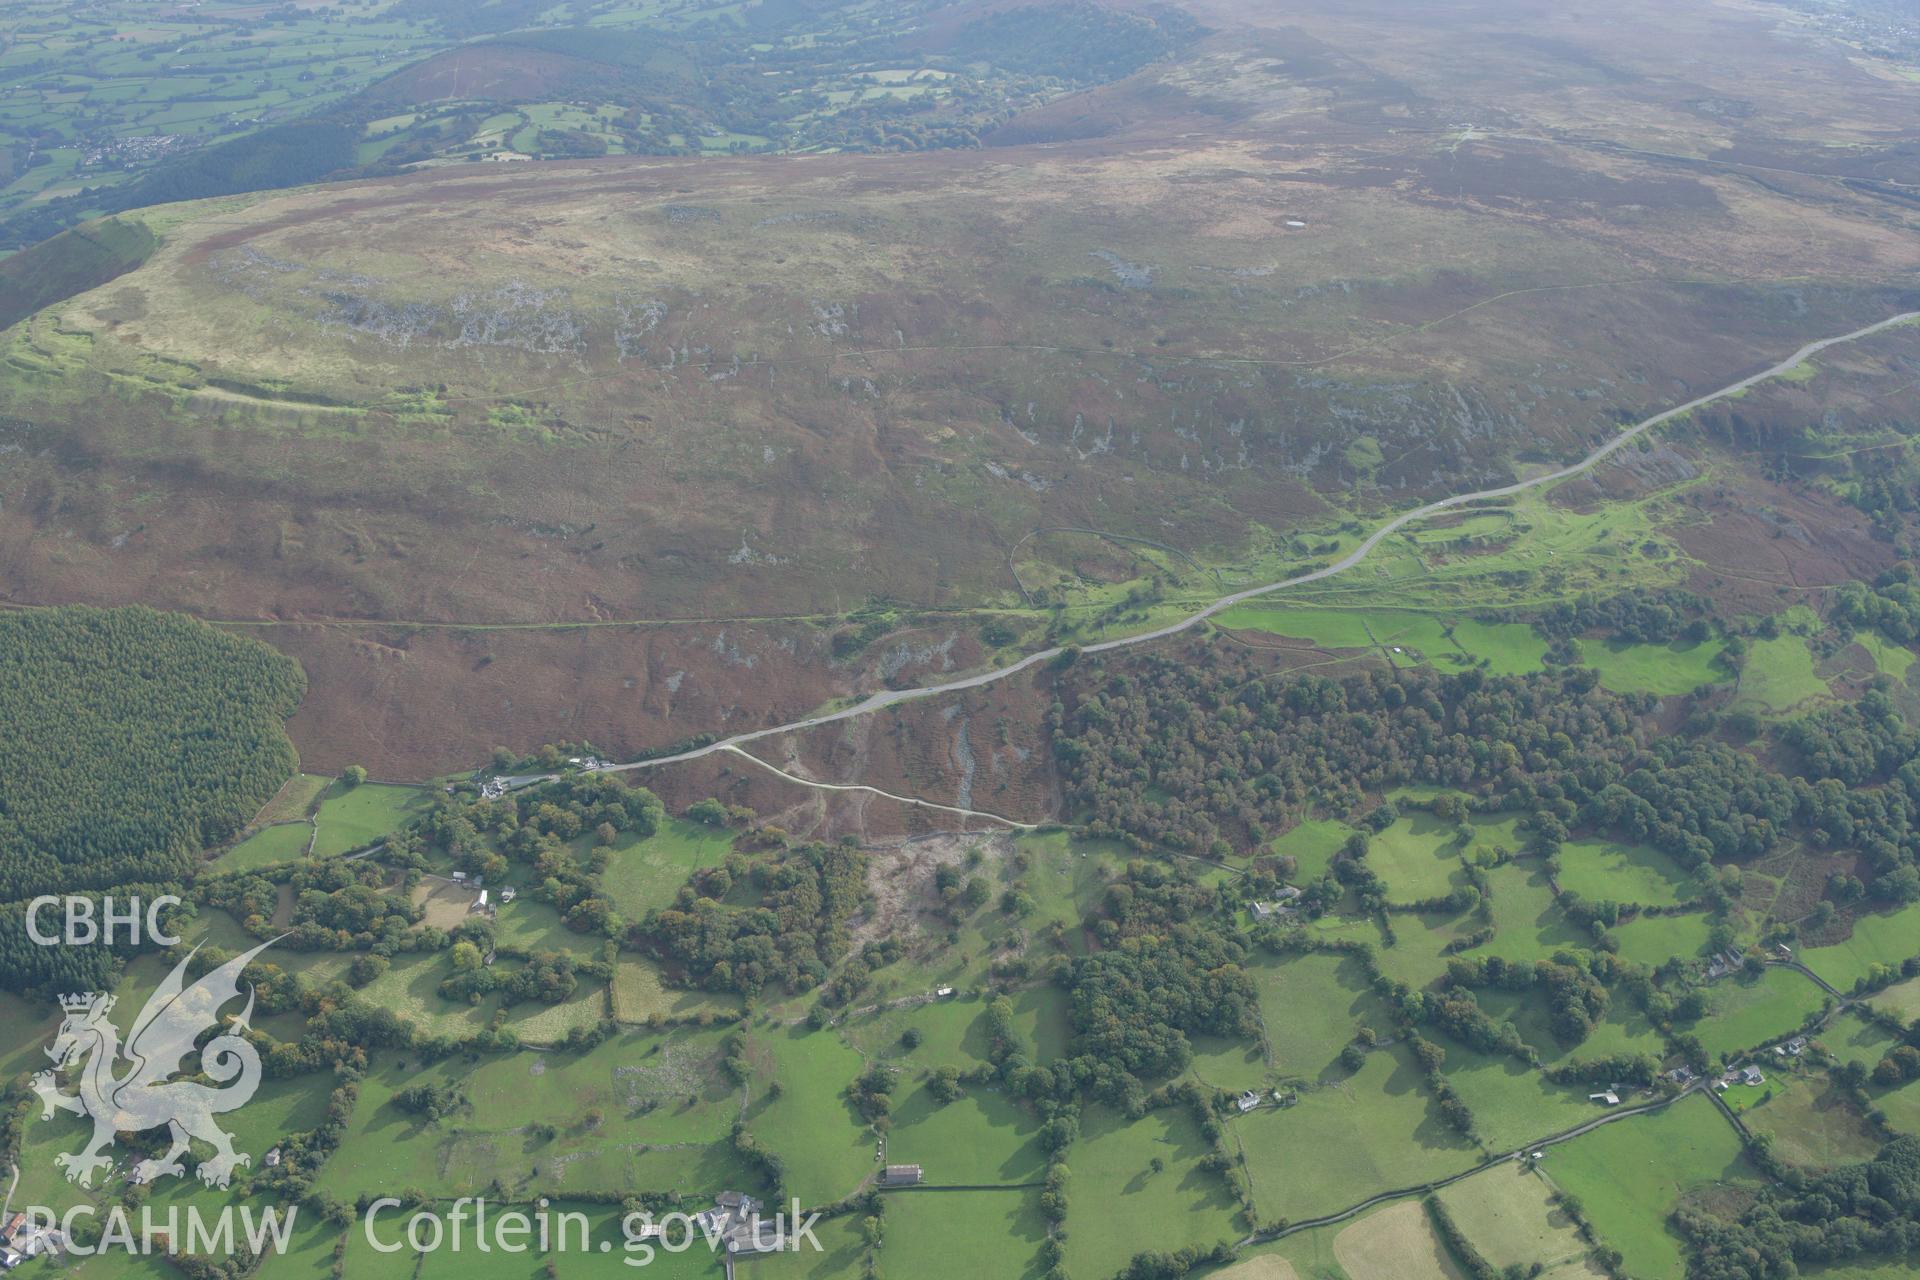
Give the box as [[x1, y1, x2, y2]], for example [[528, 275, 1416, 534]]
[[1801, 901, 1920, 991], [1369, 908, 1477, 992], [320, 1027, 749, 1201], [1733, 1073, 1881, 1169], [1608, 908, 1716, 966], [1250, 950, 1393, 1083], [1690, 967, 1829, 1060], [1434, 1038, 1608, 1152], [512, 981, 611, 1043], [336, 1218, 435, 1280], [612, 956, 744, 1023], [1219, 1220, 1348, 1280], [222, 1071, 337, 1162], [251, 1210, 346, 1280], [879, 1188, 1048, 1280], [1187, 1030, 1270, 1093], [1325, 1198, 1464, 1280], [1293, 488, 1688, 625], [1236, 1045, 1481, 1227], [12, 1096, 128, 1214], [884, 1083, 1048, 1185], [491, 894, 610, 958], [420, 1203, 653, 1280], [1211, 606, 1547, 677], [138, 1182, 305, 1264], [1799, 1259, 1920, 1280], [1541, 1095, 1757, 1280], [1872, 973, 1920, 1020], [1063, 1103, 1243, 1280], [338, 1214, 495, 1280], [216, 820, 313, 870], [846, 993, 998, 1073], [1474, 988, 1667, 1070], [1553, 837, 1699, 906], [1008, 830, 1134, 944], [1853, 632, 1917, 680], [349, 948, 519, 1035], [180, 905, 261, 952], [1299, 910, 1389, 950], [1825, 1012, 1901, 1072], [1269, 818, 1355, 881], [1012, 984, 1075, 1065], [1223, 1182, 1571, 1280], [1875, 1081, 1920, 1137], [1372, 860, 1587, 991], [1213, 606, 1445, 651], [1368, 813, 1472, 902], [736, 1214, 870, 1279], [1436, 1162, 1604, 1280], [6, 1234, 174, 1280], [1456, 808, 1527, 856], [1468, 860, 1588, 962], [746, 1023, 875, 1208], [1574, 635, 1729, 696], [10, 1093, 307, 1228], [599, 818, 738, 921], [1732, 635, 1831, 717], [1447, 618, 1552, 675], [510, 102, 632, 157], [309, 780, 432, 856], [557, 1200, 879, 1278]]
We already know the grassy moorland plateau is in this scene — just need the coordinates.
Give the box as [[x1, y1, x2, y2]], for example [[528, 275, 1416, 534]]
[[3, 0, 1920, 1278]]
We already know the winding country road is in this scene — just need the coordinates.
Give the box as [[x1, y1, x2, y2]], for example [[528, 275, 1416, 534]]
[[599, 310, 1919, 783], [1233, 957, 1853, 1248], [1229, 1082, 1708, 1248]]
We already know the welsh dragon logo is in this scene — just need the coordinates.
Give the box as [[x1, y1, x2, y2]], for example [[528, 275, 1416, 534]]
[[31, 939, 275, 1189]]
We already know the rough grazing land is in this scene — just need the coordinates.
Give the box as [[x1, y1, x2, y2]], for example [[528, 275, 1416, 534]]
[[2, 0, 1918, 775]]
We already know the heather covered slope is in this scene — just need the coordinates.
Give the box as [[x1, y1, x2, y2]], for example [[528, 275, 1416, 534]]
[[3, 140, 1910, 626], [1, 0, 1917, 774]]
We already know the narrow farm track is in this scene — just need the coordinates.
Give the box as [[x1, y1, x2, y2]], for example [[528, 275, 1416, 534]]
[[1784, 958, 1846, 1000], [607, 310, 1920, 781], [710, 743, 1038, 830]]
